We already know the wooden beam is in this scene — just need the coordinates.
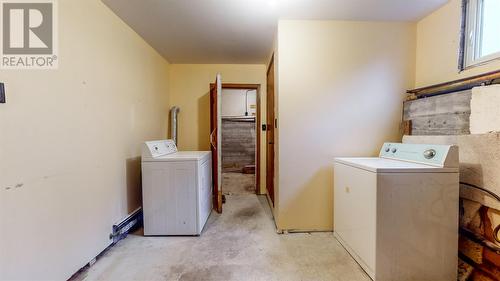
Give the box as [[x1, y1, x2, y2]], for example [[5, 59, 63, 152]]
[[403, 90, 471, 136], [408, 69, 500, 98], [401, 120, 412, 136]]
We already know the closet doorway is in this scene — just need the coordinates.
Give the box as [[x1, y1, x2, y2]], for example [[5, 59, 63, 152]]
[[219, 84, 261, 197]]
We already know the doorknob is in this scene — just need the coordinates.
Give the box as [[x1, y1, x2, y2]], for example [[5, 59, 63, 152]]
[[269, 142, 274, 145]]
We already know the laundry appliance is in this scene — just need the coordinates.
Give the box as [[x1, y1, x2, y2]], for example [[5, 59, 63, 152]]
[[142, 140, 212, 236], [334, 143, 459, 281]]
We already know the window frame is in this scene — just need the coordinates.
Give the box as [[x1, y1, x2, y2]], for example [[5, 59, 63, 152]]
[[463, 0, 500, 69]]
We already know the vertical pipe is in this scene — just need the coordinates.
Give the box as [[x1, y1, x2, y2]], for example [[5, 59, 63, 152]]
[[170, 106, 180, 145], [245, 90, 253, 116]]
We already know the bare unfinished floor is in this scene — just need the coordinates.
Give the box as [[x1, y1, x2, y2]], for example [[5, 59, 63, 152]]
[[73, 194, 369, 281], [223, 172, 256, 195]]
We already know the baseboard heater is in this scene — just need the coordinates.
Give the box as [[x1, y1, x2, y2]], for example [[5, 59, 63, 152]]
[[70, 208, 144, 279], [109, 207, 143, 244]]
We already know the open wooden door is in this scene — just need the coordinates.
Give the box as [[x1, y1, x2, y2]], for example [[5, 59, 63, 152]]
[[210, 74, 223, 213], [266, 57, 275, 206]]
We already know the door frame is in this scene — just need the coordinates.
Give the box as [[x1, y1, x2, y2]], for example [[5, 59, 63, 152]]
[[210, 83, 262, 194], [265, 55, 275, 207], [209, 76, 222, 213]]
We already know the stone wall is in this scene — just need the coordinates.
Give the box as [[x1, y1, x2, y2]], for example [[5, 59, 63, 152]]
[[221, 118, 256, 172]]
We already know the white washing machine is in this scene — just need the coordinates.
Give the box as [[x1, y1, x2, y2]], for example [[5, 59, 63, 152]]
[[142, 140, 212, 236], [334, 143, 459, 281]]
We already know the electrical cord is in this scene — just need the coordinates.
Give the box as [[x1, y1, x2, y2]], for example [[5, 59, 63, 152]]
[[460, 181, 500, 202]]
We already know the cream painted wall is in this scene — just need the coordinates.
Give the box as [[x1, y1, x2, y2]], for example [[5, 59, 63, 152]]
[[415, 0, 500, 87], [276, 20, 416, 231], [222, 89, 257, 117], [168, 64, 267, 193], [0, 1, 170, 280]]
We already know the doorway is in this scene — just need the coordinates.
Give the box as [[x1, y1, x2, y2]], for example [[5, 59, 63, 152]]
[[220, 85, 260, 197], [209, 82, 262, 212]]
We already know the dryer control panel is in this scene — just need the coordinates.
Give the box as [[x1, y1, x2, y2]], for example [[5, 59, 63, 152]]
[[145, 140, 178, 158], [379, 143, 458, 168]]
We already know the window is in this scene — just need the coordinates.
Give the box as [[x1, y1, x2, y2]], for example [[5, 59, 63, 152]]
[[462, 0, 500, 68]]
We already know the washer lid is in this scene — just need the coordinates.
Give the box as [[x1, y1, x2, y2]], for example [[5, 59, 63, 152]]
[[335, 157, 459, 173], [142, 151, 211, 162]]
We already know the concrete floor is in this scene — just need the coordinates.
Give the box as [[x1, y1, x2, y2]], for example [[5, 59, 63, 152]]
[[72, 183, 369, 281], [223, 172, 256, 195]]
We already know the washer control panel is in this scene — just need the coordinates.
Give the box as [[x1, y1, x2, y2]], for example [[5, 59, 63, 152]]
[[145, 140, 178, 158], [379, 143, 458, 167]]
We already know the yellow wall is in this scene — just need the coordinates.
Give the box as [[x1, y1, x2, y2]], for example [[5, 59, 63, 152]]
[[169, 64, 267, 193], [0, 1, 170, 280], [415, 0, 500, 87], [275, 20, 416, 231]]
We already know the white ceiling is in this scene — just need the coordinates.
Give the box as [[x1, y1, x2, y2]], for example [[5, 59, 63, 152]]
[[102, 0, 448, 64]]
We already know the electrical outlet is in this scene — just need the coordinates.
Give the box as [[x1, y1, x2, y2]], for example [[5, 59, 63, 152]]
[[0, 83, 5, 103]]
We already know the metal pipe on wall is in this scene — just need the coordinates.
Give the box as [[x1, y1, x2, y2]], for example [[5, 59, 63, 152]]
[[170, 106, 180, 145]]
